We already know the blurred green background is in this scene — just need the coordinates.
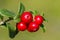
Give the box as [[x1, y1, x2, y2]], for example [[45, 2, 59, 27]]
[[0, 0, 60, 40]]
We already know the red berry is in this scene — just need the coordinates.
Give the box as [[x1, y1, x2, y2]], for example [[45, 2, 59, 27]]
[[34, 15, 44, 25], [27, 22, 39, 32], [16, 22, 27, 31], [21, 12, 33, 23]]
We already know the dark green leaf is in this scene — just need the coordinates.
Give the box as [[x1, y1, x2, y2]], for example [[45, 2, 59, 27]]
[[18, 2, 25, 15], [0, 9, 16, 18], [0, 14, 3, 21], [14, 3, 25, 23], [6, 23, 19, 38], [40, 24, 45, 32], [14, 3, 25, 22]]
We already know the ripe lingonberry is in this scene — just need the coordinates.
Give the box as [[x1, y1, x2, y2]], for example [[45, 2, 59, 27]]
[[34, 15, 44, 25], [21, 12, 33, 23], [16, 22, 27, 31], [27, 22, 39, 32]]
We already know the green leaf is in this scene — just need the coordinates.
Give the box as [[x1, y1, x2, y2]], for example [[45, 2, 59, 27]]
[[0, 9, 16, 18], [40, 24, 45, 32], [18, 2, 25, 15], [14, 3, 25, 22], [30, 10, 38, 15], [0, 14, 3, 21], [6, 23, 19, 38], [16, 2, 25, 18], [6, 23, 16, 32], [41, 13, 48, 22]]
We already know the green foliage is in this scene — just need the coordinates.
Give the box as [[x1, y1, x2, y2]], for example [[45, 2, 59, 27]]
[[6, 23, 19, 38], [14, 2, 25, 23], [40, 24, 45, 32], [0, 9, 16, 18], [41, 13, 48, 22], [30, 10, 38, 15], [18, 2, 25, 15]]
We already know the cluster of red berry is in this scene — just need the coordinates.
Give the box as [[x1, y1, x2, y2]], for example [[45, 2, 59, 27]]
[[16, 11, 44, 32]]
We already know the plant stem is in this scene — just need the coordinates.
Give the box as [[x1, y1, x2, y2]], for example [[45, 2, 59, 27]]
[[0, 18, 13, 25]]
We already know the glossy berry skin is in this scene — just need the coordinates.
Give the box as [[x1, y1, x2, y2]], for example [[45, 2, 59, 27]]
[[21, 12, 33, 23], [17, 22, 27, 31], [34, 15, 44, 25], [27, 22, 39, 32]]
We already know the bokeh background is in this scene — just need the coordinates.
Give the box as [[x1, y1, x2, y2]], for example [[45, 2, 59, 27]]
[[0, 0, 60, 40]]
